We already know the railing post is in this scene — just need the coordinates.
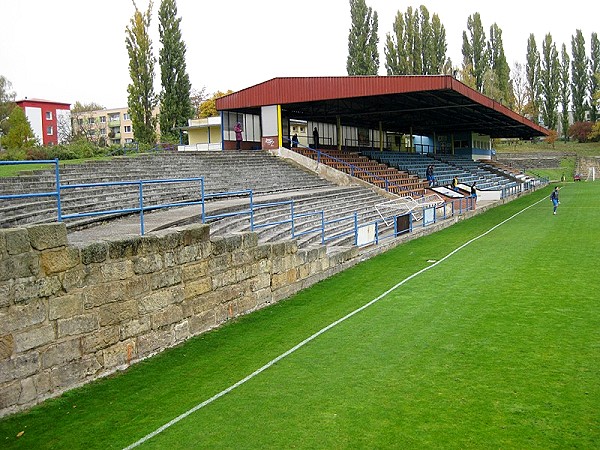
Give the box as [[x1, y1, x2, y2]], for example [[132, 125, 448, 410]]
[[249, 190, 255, 231], [54, 158, 62, 222], [291, 201, 295, 238], [200, 178, 206, 224], [139, 181, 145, 235], [353, 212, 358, 246], [320, 211, 325, 244]]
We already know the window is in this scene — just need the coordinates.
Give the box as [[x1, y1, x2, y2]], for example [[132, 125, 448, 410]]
[[78, 118, 83, 126], [88, 117, 95, 125], [45, 111, 52, 120], [47, 126, 53, 135], [109, 113, 120, 121], [99, 128, 106, 135], [124, 125, 132, 133], [99, 116, 106, 123], [123, 113, 130, 121]]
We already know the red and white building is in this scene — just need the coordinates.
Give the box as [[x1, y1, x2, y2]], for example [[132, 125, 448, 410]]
[[16, 98, 71, 146]]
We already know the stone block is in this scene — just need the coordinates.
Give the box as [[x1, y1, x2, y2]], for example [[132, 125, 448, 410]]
[[0, 351, 39, 384], [3, 229, 31, 255], [123, 276, 152, 299], [138, 286, 184, 314], [100, 260, 134, 282], [108, 237, 143, 259], [150, 267, 182, 290], [239, 232, 258, 250], [50, 355, 101, 389], [151, 304, 183, 329], [14, 276, 61, 303], [0, 253, 40, 282], [211, 235, 242, 256], [48, 293, 84, 321], [0, 334, 14, 359], [208, 253, 232, 275], [184, 277, 212, 300], [18, 377, 37, 405], [84, 281, 125, 309], [40, 247, 80, 275], [271, 268, 299, 290], [157, 231, 183, 252], [98, 300, 138, 327], [120, 317, 151, 340], [80, 242, 108, 265], [81, 326, 120, 354], [181, 260, 209, 282], [188, 311, 215, 335], [27, 224, 68, 250], [173, 320, 190, 343], [57, 314, 98, 338], [176, 244, 200, 264], [14, 325, 55, 352], [41, 338, 81, 369], [182, 225, 210, 245], [137, 329, 172, 357], [102, 339, 135, 369], [0, 380, 20, 409], [0, 299, 46, 335], [132, 254, 163, 275], [0, 282, 9, 308]]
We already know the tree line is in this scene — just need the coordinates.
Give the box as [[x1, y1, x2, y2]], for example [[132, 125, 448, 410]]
[[347, 0, 600, 142]]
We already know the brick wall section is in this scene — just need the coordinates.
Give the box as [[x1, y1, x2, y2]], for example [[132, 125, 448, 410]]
[[576, 156, 600, 177], [496, 152, 575, 169], [0, 223, 359, 417]]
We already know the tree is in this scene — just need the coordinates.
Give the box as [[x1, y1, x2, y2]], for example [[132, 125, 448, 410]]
[[0, 75, 16, 137], [512, 62, 527, 115], [384, 6, 450, 76], [347, 0, 379, 75], [199, 90, 233, 118], [189, 87, 207, 118], [461, 12, 488, 92], [589, 32, 600, 121], [559, 44, 571, 141], [158, 0, 193, 143], [525, 34, 541, 123], [126, 0, 158, 145], [486, 23, 512, 107], [540, 33, 560, 130], [571, 29, 589, 123], [568, 121, 592, 142], [69, 101, 105, 145], [1, 106, 37, 149]]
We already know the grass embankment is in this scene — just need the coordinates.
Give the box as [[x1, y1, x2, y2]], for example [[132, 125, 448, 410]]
[[0, 182, 598, 449]]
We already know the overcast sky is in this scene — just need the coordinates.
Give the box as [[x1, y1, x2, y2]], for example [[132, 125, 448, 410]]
[[1, 0, 597, 109]]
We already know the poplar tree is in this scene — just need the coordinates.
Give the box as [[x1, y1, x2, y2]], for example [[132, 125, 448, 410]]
[[540, 33, 560, 130], [559, 44, 571, 141], [384, 6, 449, 76], [571, 29, 589, 122], [347, 0, 379, 75], [158, 0, 193, 143], [525, 34, 541, 123], [126, 0, 157, 146], [589, 32, 599, 121], [2, 106, 37, 149], [487, 23, 512, 107], [461, 12, 488, 91]]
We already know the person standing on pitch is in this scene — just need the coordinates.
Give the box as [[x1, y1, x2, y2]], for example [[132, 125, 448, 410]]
[[551, 186, 560, 215]]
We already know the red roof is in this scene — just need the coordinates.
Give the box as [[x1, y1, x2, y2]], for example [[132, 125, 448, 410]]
[[216, 76, 548, 139]]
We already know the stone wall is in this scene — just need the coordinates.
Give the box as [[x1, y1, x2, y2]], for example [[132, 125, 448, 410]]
[[0, 223, 360, 417], [496, 152, 575, 170], [576, 156, 600, 178]]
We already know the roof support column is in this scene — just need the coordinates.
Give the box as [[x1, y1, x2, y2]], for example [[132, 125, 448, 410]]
[[260, 105, 281, 150], [410, 127, 413, 153], [379, 121, 383, 151], [337, 116, 342, 151]]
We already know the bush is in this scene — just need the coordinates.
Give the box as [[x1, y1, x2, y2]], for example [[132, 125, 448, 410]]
[[568, 121, 593, 142], [0, 147, 27, 161]]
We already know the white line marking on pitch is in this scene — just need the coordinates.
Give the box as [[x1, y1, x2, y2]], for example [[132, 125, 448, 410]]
[[123, 194, 548, 449]]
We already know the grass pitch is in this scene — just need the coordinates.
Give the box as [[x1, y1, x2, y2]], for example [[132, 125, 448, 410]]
[[1, 182, 599, 449]]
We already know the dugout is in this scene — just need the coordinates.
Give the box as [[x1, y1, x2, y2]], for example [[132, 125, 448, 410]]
[[215, 75, 548, 159]]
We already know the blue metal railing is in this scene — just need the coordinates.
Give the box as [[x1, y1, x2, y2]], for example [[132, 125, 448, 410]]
[[2, 159, 483, 246]]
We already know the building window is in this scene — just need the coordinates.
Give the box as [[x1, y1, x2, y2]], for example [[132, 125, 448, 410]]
[[99, 116, 106, 123], [99, 128, 106, 135], [123, 113, 130, 121], [78, 118, 83, 126], [47, 126, 53, 135], [45, 111, 52, 120], [88, 117, 95, 125], [109, 113, 120, 122], [124, 125, 132, 133]]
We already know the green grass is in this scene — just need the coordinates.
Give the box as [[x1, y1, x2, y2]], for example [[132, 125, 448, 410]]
[[1, 183, 599, 449]]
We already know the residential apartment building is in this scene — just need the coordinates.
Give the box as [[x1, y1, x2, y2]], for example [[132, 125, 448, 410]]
[[16, 98, 71, 146], [72, 107, 135, 147]]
